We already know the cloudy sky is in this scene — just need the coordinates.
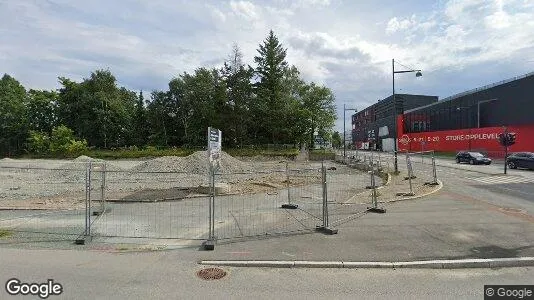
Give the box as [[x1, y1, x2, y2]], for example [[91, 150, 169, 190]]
[[1, 0, 534, 132]]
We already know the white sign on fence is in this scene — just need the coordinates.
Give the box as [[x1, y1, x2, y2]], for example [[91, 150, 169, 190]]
[[207, 127, 222, 172]]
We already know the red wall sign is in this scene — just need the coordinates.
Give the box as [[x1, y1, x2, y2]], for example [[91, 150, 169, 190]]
[[396, 115, 534, 157]]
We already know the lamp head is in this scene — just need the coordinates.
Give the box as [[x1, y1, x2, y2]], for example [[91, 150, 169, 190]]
[[415, 71, 422, 77]]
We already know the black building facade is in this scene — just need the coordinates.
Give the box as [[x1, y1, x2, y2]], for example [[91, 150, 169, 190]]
[[352, 94, 438, 150], [403, 72, 534, 133]]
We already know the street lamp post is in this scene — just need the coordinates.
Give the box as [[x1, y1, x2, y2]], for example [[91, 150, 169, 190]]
[[392, 59, 422, 173], [343, 104, 358, 159]]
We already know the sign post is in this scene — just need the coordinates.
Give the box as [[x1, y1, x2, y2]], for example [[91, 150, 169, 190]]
[[208, 127, 222, 173], [203, 127, 221, 251]]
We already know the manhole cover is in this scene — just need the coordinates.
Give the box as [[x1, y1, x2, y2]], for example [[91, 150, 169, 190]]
[[499, 207, 525, 214], [196, 267, 227, 280]]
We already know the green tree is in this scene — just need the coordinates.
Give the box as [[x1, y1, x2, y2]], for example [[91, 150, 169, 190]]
[[332, 131, 342, 148], [132, 90, 148, 146], [27, 89, 58, 133], [146, 90, 176, 146], [254, 30, 289, 144], [301, 82, 336, 148], [220, 44, 255, 146], [0, 74, 28, 155], [279, 65, 307, 146], [166, 68, 225, 147], [57, 70, 137, 148]]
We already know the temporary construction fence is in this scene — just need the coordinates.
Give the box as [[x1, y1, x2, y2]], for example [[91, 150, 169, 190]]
[[0, 159, 100, 241], [3, 152, 431, 249], [1, 157, 378, 248]]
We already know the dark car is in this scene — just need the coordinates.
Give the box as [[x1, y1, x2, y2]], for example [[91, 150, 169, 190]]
[[506, 152, 534, 170], [456, 151, 492, 165]]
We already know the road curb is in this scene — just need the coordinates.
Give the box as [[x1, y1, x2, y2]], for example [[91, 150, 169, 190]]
[[199, 257, 534, 269], [371, 178, 443, 206], [382, 179, 444, 203], [435, 163, 503, 176]]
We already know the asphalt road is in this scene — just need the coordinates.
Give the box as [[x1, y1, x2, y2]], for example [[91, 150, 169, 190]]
[[346, 150, 534, 211], [0, 247, 533, 300], [1, 153, 533, 299]]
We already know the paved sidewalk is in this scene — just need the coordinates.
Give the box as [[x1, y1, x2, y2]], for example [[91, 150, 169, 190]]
[[196, 189, 534, 263]]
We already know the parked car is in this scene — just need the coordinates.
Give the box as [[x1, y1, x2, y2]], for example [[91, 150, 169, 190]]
[[455, 151, 492, 165], [506, 152, 534, 170]]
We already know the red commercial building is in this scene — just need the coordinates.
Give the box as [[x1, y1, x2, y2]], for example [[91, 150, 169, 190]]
[[353, 71, 534, 156]]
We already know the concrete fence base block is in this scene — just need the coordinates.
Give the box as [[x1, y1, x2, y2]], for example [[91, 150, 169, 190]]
[[281, 204, 299, 209], [367, 207, 386, 213], [74, 235, 92, 245], [201, 240, 215, 251]]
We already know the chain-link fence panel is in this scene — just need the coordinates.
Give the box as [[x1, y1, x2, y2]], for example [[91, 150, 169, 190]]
[[0, 159, 90, 242], [90, 169, 210, 241], [213, 163, 323, 240]]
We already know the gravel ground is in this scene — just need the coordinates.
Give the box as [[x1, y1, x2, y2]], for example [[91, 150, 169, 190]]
[[0, 152, 369, 210], [0, 153, 374, 248]]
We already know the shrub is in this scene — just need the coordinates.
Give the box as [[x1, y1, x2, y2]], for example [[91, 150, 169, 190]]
[[49, 125, 75, 154], [27, 131, 50, 154], [66, 139, 88, 157], [49, 125, 87, 156]]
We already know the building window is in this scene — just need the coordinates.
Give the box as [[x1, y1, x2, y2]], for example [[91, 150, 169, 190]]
[[413, 122, 420, 132]]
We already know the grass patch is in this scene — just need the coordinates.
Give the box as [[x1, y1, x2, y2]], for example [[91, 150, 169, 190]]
[[0, 229, 12, 238], [225, 148, 299, 158], [85, 148, 197, 159], [19, 147, 303, 159], [309, 149, 336, 161]]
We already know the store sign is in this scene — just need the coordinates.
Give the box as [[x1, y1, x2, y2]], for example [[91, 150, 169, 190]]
[[207, 127, 222, 172], [367, 129, 375, 140], [397, 124, 534, 154]]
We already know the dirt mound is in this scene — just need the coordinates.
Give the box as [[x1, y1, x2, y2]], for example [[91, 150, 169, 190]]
[[132, 151, 252, 174], [55, 156, 121, 171], [73, 155, 100, 162]]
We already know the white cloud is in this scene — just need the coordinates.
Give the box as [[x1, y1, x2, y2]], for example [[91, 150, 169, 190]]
[[230, 1, 259, 21], [209, 6, 227, 23], [386, 16, 416, 34], [1, 0, 534, 132]]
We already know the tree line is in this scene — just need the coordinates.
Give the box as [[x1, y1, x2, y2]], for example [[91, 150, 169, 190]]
[[0, 31, 337, 156]]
